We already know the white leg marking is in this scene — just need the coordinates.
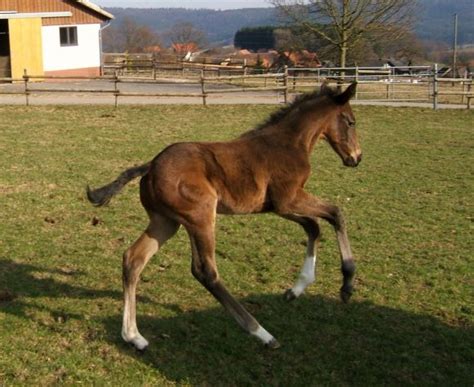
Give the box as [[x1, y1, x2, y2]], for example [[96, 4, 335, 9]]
[[291, 253, 316, 297], [122, 320, 149, 350], [122, 290, 149, 350], [122, 331, 149, 351], [251, 325, 275, 345]]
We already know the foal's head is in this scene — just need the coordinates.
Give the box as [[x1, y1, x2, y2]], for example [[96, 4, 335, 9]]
[[321, 83, 362, 167]]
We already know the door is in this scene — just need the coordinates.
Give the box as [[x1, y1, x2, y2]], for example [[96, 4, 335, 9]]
[[0, 19, 10, 78], [8, 18, 44, 80]]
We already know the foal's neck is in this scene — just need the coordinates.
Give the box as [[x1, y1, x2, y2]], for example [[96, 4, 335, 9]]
[[281, 104, 330, 154], [244, 98, 332, 155]]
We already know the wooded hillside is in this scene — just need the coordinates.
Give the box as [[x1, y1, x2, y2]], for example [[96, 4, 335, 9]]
[[104, 1, 473, 47]]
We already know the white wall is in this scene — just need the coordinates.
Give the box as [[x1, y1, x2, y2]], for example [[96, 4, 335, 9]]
[[41, 24, 101, 71]]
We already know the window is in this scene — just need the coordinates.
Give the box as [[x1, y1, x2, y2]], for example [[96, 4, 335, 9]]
[[60, 26, 78, 46]]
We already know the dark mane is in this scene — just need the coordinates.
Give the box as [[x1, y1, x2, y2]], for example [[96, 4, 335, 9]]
[[254, 85, 337, 131]]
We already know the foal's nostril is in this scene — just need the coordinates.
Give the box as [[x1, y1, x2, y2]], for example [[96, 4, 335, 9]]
[[344, 156, 357, 167], [345, 153, 362, 167]]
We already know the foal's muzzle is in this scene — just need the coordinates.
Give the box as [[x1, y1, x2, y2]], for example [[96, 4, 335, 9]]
[[344, 153, 362, 167]]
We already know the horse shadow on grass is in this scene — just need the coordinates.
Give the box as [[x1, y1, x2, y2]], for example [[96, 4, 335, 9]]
[[101, 293, 473, 386], [0, 258, 152, 322], [1, 258, 471, 384]]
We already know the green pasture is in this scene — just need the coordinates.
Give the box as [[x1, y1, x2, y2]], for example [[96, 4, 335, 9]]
[[0, 104, 473, 385]]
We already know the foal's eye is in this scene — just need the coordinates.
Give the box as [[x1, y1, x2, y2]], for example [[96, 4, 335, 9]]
[[345, 117, 356, 128], [341, 113, 355, 128]]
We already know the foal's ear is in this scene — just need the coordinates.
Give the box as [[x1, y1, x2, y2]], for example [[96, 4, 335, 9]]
[[334, 82, 357, 105]]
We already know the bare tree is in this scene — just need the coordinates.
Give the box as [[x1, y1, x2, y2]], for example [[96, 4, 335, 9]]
[[165, 22, 207, 49], [371, 27, 425, 63], [103, 17, 162, 53], [270, 0, 418, 67], [122, 18, 162, 53], [274, 27, 313, 52]]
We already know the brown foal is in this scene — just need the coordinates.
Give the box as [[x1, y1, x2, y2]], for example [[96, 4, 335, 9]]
[[87, 82, 362, 350]]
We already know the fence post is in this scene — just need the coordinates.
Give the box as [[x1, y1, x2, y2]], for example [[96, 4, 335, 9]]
[[386, 67, 392, 100], [200, 70, 207, 106], [283, 65, 289, 104], [467, 82, 472, 109], [114, 70, 119, 108], [390, 67, 394, 99], [23, 68, 29, 106], [461, 70, 467, 104], [433, 63, 439, 110], [355, 66, 359, 100]]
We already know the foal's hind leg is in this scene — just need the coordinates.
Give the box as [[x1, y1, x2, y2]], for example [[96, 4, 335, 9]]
[[281, 216, 320, 301], [122, 213, 179, 350], [186, 220, 280, 349]]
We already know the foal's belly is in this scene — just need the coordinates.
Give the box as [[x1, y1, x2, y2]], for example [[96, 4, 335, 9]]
[[215, 189, 272, 215]]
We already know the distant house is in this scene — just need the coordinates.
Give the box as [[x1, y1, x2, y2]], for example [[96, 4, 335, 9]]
[[172, 43, 199, 56], [232, 49, 321, 70], [143, 45, 162, 54], [279, 50, 321, 69], [0, 0, 113, 79]]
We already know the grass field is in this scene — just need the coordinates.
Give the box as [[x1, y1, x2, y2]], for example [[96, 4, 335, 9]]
[[0, 104, 473, 385]]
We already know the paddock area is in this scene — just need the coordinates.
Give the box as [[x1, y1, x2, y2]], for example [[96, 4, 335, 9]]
[[0, 105, 472, 384]]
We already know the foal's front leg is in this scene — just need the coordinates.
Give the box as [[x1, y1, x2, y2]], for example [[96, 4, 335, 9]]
[[281, 215, 320, 301], [280, 190, 356, 302]]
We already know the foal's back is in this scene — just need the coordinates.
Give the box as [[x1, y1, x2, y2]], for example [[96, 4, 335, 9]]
[[141, 136, 281, 217]]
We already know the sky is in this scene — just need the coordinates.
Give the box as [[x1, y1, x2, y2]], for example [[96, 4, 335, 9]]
[[93, 0, 272, 9]]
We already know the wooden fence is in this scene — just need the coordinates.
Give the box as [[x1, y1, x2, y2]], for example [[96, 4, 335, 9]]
[[0, 65, 472, 109], [0, 68, 288, 107], [287, 65, 473, 108], [105, 61, 249, 78]]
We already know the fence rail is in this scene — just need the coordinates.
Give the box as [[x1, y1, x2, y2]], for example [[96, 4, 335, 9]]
[[103, 59, 248, 79], [0, 65, 472, 108]]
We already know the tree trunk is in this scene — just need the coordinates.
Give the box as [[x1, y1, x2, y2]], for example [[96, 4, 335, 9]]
[[339, 43, 347, 86], [340, 43, 347, 69], [339, 0, 349, 82]]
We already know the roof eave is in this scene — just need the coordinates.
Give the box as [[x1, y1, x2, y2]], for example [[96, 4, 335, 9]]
[[75, 0, 114, 20]]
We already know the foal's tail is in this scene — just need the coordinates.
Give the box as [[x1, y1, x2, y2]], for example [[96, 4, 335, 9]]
[[86, 162, 151, 207]]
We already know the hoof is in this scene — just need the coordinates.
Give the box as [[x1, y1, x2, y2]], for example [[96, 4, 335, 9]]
[[340, 286, 353, 303], [133, 342, 148, 352], [123, 334, 149, 352], [265, 338, 281, 350], [284, 288, 297, 302]]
